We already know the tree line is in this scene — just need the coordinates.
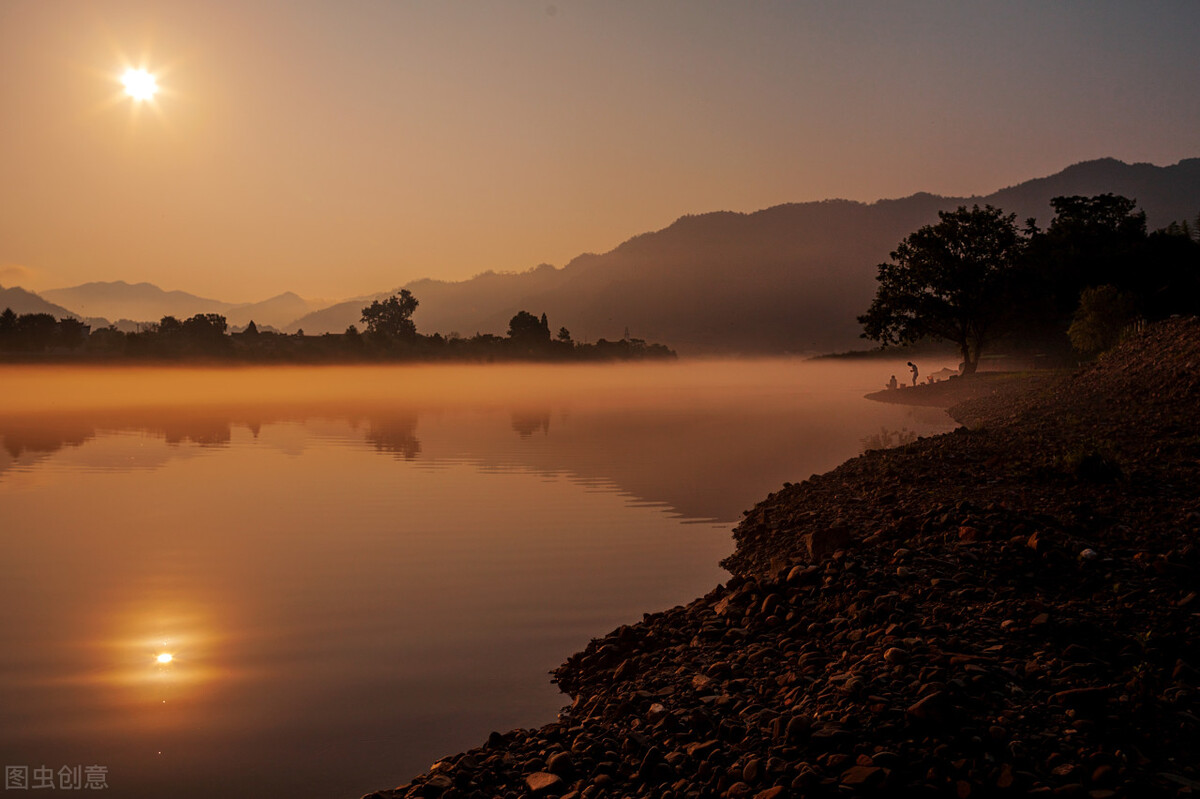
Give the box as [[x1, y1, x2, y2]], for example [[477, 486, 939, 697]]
[[859, 194, 1200, 370], [0, 294, 675, 362]]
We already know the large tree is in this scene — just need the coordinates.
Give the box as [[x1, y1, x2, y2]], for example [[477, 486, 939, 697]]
[[361, 290, 419, 340], [858, 204, 1025, 374], [507, 310, 550, 343]]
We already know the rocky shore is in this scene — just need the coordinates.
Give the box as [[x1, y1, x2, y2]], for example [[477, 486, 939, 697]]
[[365, 319, 1199, 799], [862, 371, 1065, 409]]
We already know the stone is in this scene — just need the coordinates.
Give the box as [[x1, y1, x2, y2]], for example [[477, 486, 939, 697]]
[[907, 691, 947, 722], [421, 774, 453, 795], [841, 765, 886, 788], [1090, 765, 1115, 786], [805, 525, 853, 561], [547, 751, 573, 776], [1051, 687, 1109, 708], [524, 772, 562, 794], [783, 715, 812, 742], [636, 746, 663, 781], [753, 788, 786, 799]]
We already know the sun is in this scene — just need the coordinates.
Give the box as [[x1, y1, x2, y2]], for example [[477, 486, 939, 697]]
[[121, 68, 159, 102], [155, 653, 173, 664]]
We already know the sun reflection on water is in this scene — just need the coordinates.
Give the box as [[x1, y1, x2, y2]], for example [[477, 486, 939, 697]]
[[89, 606, 227, 704]]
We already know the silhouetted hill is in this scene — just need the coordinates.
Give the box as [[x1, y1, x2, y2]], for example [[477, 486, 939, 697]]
[[283, 267, 571, 336], [283, 158, 1200, 353], [486, 199, 948, 352], [42, 281, 227, 324], [41, 282, 315, 330], [283, 290, 393, 335], [0, 285, 79, 319], [985, 157, 1200, 226], [226, 292, 313, 329]]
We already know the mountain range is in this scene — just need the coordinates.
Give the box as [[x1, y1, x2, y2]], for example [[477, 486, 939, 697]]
[[285, 157, 1200, 352], [0, 285, 79, 320], [10, 157, 1199, 353], [38, 282, 314, 331]]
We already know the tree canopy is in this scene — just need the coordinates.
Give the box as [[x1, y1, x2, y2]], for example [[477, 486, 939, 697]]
[[1046, 194, 1146, 240], [1067, 285, 1139, 356], [858, 204, 1025, 373], [361, 290, 419, 339], [507, 310, 550, 343]]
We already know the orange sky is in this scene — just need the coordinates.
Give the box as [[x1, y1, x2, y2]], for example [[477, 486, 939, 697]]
[[2, 1, 1197, 303]]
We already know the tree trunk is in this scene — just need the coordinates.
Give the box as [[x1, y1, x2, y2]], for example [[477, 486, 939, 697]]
[[960, 340, 978, 375]]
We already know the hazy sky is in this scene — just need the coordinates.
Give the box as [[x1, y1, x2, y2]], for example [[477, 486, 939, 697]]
[[1, 1, 1197, 302]]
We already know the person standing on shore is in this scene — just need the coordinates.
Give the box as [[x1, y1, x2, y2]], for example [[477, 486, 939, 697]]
[[907, 361, 918, 386]]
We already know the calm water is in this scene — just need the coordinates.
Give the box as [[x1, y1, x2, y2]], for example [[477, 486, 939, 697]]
[[0, 360, 955, 798]]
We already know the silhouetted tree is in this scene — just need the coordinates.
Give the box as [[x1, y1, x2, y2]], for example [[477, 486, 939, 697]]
[[15, 313, 59, 351], [508, 310, 551, 343], [1013, 194, 1199, 349], [88, 325, 126, 353], [0, 308, 16, 349], [1048, 194, 1146, 239], [361, 290, 419, 339], [182, 313, 228, 337], [1019, 195, 1147, 311], [244, 320, 260, 336], [341, 323, 363, 354], [1067, 285, 1139, 357], [557, 326, 572, 343], [56, 318, 88, 348], [859, 205, 1025, 374]]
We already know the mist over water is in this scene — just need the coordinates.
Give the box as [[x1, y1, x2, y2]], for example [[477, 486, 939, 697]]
[[0, 359, 956, 798]]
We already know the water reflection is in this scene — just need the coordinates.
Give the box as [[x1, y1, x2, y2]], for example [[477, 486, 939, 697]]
[[0, 393, 952, 523], [511, 410, 552, 438], [364, 416, 422, 460], [861, 425, 921, 451]]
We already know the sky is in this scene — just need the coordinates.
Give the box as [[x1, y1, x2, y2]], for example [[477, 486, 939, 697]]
[[1, 1, 1198, 303]]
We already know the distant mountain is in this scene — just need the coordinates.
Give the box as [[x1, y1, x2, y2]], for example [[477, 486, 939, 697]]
[[284, 290, 393, 335], [987, 157, 1200, 226], [226, 292, 313, 329], [42, 281, 226, 324], [0, 285, 80, 319], [41, 281, 315, 330], [82, 317, 145, 333], [284, 265, 567, 336], [285, 158, 1200, 353]]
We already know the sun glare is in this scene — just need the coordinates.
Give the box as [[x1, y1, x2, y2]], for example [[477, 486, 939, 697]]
[[155, 653, 173, 664], [122, 68, 159, 101]]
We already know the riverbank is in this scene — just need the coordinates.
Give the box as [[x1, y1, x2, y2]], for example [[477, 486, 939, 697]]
[[863, 371, 1065, 408], [365, 319, 1199, 799]]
